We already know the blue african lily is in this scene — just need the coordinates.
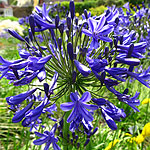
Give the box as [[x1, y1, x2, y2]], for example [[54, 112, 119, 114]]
[[82, 16, 113, 49], [60, 91, 98, 123], [33, 123, 61, 150]]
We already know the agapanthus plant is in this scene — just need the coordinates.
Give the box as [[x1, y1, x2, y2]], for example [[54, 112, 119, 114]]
[[1, 1, 150, 149]]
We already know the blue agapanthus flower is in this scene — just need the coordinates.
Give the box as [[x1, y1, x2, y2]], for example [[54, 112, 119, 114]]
[[82, 16, 113, 49], [60, 91, 98, 123], [33, 123, 61, 150]]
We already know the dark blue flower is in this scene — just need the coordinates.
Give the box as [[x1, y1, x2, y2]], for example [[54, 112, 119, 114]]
[[0, 56, 23, 79], [13, 71, 38, 86], [6, 88, 37, 105], [107, 87, 140, 112], [27, 55, 52, 71], [117, 42, 147, 58], [67, 42, 74, 61], [86, 56, 108, 73], [82, 16, 113, 49], [115, 58, 140, 66], [101, 101, 126, 130], [60, 91, 98, 123], [33, 123, 61, 150], [34, 13, 55, 30]]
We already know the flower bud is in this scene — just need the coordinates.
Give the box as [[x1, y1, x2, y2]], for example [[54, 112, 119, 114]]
[[127, 43, 134, 57], [67, 17, 71, 30], [108, 56, 112, 62], [44, 83, 49, 97], [58, 23, 64, 35], [114, 39, 118, 48], [55, 14, 59, 28], [66, 29, 70, 38], [72, 71, 76, 83], [60, 130, 63, 138], [71, 139, 73, 144], [59, 119, 64, 129], [137, 4, 140, 10], [74, 60, 91, 77], [92, 127, 98, 135], [8, 29, 24, 42], [123, 88, 129, 94], [75, 17, 78, 26], [69, 0, 75, 20], [104, 47, 109, 58], [58, 37, 62, 50], [77, 142, 80, 149], [115, 17, 119, 25], [29, 15, 35, 35], [67, 42, 74, 61], [72, 132, 75, 138], [84, 138, 90, 146], [75, 135, 78, 142], [84, 9, 88, 19], [120, 36, 123, 45]]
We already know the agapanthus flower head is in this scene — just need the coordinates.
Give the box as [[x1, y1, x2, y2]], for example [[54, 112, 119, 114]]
[[2, 1, 150, 149]]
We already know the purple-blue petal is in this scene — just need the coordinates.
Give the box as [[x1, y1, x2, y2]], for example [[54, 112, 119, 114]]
[[82, 103, 98, 110], [60, 102, 74, 111], [79, 91, 91, 103]]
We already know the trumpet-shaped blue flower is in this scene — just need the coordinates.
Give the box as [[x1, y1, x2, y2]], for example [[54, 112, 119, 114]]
[[0, 56, 23, 79], [82, 16, 113, 49], [60, 91, 98, 123], [6, 88, 37, 105], [33, 123, 61, 150], [35, 3, 52, 23], [107, 87, 140, 112], [86, 56, 108, 73]]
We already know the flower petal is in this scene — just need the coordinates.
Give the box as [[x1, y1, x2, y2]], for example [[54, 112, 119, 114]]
[[82, 103, 98, 110], [79, 91, 91, 103], [67, 106, 77, 123], [33, 136, 48, 145], [70, 92, 78, 102], [60, 102, 74, 111], [79, 105, 93, 122]]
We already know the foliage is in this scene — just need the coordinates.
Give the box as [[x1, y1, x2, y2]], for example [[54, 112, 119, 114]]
[[0, 16, 18, 21], [89, 5, 107, 16], [97, 0, 124, 7], [124, 0, 144, 5], [58, 1, 98, 14]]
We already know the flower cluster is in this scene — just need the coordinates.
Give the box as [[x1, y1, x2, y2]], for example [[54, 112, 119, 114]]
[[1, 1, 150, 149]]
